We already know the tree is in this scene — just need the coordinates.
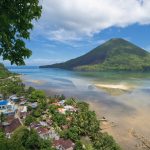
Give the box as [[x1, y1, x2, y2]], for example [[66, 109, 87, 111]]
[[0, 131, 9, 150], [24, 115, 36, 126], [0, 0, 42, 65], [30, 90, 46, 102], [10, 126, 53, 150], [0, 112, 6, 123]]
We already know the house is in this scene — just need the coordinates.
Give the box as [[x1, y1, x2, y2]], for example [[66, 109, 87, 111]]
[[18, 106, 28, 119], [40, 121, 48, 127], [64, 106, 77, 112], [9, 95, 19, 102], [58, 108, 66, 114], [36, 127, 50, 139], [19, 106, 27, 112], [46, 119, 53, 126], [2, 114, 15, 126], [19, 101, 27, 106], [58, 100, 66, 106], [0, 100, 16, 115], [19, 96, 25, 101], [30, 122, 41, 129], [4, 118, 22, 138], [30, 102, 38, 108], [48, 128, 59, 140], [30, 122, 59, 140], [52, 103, 61, 106], [53, 138, 75, 150], [19, 112, 28, 119]]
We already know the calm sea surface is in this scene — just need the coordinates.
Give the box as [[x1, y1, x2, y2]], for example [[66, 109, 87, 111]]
[[7, 66, 150, 150]]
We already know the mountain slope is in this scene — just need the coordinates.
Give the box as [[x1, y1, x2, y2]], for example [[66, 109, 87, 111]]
[[40, 38, 150, 71]]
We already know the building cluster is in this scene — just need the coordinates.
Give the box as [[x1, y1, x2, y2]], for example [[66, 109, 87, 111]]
[[53, 100, 77, 114], [0, 95, 75, 150]]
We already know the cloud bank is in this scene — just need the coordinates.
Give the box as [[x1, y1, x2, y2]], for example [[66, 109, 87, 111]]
[[34, 0, 150, 42]]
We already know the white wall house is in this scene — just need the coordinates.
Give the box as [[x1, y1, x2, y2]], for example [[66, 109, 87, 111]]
[[0, 100, 16, 114]]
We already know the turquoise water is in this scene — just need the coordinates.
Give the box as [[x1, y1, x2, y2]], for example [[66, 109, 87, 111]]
[[7, 66, 150, 91]]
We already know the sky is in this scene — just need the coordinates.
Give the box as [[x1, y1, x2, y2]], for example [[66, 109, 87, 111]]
[[4, 0, 150, 66]]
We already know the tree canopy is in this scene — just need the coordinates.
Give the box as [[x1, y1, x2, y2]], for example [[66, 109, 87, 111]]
[[0, 0, 42, 65]]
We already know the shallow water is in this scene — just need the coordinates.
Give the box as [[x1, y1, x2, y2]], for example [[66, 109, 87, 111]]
[[8, 66, 150, 150]]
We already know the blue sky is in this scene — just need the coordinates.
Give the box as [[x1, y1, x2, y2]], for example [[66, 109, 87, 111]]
[[3, 0, 150, 66], [25, 24, 150, 66]]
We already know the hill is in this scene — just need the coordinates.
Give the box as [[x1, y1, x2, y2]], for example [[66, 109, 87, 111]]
[[0, 63, 11, 78], [40, 38, 150, 71]]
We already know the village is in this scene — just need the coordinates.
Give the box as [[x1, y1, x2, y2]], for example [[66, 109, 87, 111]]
[[0, 93, 77, 150], [0, 77, 120, 150]]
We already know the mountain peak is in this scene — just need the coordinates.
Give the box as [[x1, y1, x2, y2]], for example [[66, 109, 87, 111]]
[[106, 38, 130, 44], [40, 38, 150, 71]]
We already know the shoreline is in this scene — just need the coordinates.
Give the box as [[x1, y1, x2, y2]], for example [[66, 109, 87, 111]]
[[88, 101, 150, 150]]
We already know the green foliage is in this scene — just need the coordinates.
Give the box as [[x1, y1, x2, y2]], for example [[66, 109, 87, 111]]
[[0, 63, 11, 78], [65, 98, 76, 106], [64, 126, 80, 141], [9, 126, 52, 150], [0, 0, 42, 65], [32, 109, 42, 117], [0, 131, 9, 150], [77, 54, 150, 71], [27, 86, 36, 94], [0, 77, 26, 98], [49, 104, 59, 114], [75, 141, 85, 150], [60, 100, 121, 150], [92, 133, 121, 150], [51, 112, 67, 126], [29, 90, 46, 102], [24, 115, 36, 126], [0, 112, 6, 123]]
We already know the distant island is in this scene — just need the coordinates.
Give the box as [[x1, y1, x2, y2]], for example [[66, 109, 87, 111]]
[[40, 38, 150, 71]]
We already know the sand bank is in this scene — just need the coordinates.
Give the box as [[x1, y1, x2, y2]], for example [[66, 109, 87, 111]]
[[95, 83, 131, 90]]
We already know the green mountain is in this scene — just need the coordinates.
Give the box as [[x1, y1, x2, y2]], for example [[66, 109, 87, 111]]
[[40, 38, 150, 71], [0, 63, 11, 78]]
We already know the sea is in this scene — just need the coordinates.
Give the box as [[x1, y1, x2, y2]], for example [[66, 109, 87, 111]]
[[7, 66, 150, 150]]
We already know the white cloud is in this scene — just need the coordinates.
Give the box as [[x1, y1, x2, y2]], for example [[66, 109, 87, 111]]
[[34, 0, 150, 42], [25, 58, 65, 65]]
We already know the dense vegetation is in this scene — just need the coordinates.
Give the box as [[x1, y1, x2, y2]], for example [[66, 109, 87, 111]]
[[41, 38, 150, 72], [41, 98, 120, 150], [0, 63, 11, 78], [76, 54, 150, 71], [0, 0, 42, 65], [0, 127, 54, 150]]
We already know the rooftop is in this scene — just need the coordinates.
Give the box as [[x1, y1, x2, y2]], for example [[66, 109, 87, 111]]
[[0, 100, 8, 106], [53, 138, 75, 149], [4, 118, 21, 133]]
